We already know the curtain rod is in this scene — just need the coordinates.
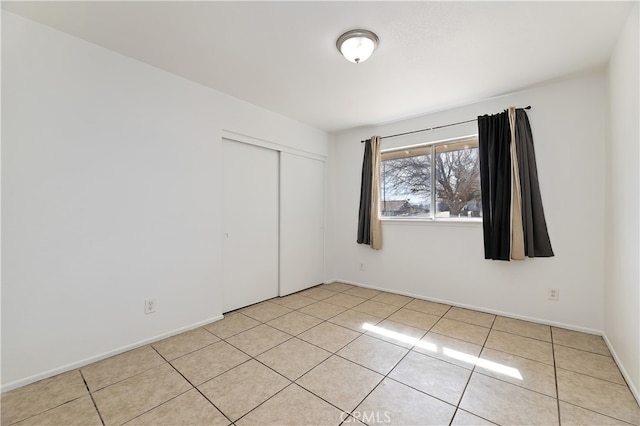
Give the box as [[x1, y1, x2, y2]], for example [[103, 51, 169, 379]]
[[361, 105, 532, 143]]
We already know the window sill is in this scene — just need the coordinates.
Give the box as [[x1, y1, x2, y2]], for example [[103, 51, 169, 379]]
[[380, 217, 482, 227]]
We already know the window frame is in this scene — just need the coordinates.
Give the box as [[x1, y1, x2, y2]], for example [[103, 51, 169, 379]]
[[380, 134, 482, 223]]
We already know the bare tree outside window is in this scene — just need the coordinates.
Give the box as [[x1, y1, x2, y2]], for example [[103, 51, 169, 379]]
[[381, 153, 430, 217], [435, 142, 481, 217], [380, 139, 481, 220]]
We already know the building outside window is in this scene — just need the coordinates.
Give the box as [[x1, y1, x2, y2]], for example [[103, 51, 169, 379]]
[[380, 137, 481, 221]]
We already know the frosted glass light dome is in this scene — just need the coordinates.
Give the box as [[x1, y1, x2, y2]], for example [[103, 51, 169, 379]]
[[336, 30, 379, 64]]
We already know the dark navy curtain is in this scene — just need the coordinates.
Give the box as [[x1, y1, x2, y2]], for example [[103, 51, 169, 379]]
[[357, 139, 372, 245], [478, 108, 553, 260], [478, 111, 512, 260], [514, 110, 554, 257]]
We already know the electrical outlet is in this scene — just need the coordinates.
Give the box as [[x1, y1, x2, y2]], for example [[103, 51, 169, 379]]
[[145, 298, 156, 314], [359, 263, 365, 271], [547, 288, 559, 301]]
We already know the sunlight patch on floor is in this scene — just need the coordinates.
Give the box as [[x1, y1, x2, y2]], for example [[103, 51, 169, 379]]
[[362, 322, 523, 380]]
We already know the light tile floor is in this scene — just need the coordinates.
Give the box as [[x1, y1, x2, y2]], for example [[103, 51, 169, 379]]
[[3, 283, 640, 426]]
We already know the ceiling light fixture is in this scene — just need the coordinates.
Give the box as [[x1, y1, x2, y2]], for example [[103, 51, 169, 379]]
[[336, 29, 379, 64]]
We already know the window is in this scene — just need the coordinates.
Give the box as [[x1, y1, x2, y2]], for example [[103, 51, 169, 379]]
[[381, 137, 481, 220]]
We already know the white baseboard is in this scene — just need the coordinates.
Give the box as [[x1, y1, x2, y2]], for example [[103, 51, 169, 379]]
[[327, 277, 640, 405], [1, 315, 224, 393], [327, 278, 602, 335], [603, 334, 640, 405]]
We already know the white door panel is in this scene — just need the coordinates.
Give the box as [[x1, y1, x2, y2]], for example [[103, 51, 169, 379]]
[[280, 153, 325, 296], [222, 139, 279, 312]]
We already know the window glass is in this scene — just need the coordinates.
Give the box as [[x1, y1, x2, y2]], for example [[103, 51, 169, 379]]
[[380, 138, 481, 221], [381, 150, 430, 217], [435, 140, 482, 219]]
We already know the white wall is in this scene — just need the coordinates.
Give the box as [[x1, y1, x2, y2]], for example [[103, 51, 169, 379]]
[[605, 4, 639, 400], [1, 12, 327, 390], [327, 71, 608, 332]]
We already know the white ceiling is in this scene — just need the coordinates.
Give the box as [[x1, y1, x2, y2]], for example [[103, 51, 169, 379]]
[[3, 1, 634, 132]]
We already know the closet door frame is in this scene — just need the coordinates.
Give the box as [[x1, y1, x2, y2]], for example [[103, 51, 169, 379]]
[[221, 130, 326, 301]]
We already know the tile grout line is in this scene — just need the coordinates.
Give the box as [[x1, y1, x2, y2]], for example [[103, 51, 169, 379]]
[[205, 315, 264, 340], [490, 327, 554, 344], [204, 350, 297, 424], [449, 312, 496, 425], [552, 341, 619, 357], [469, 370, 563, 402], [253, 289, 396, 420], [80, 349, 169, 394], [551, 327, 562, 426], [337, 305, 456, 423], [323, 288, 563, 355], [153, 339, 225, 368], [477, 324, 631, 396], [227, 298, 346, 423], [456, 318, 569, 412], [3, 376, 97, 426], [318, 291, 420, 355], [115, 385, 194, 425], [558, 400, 638, 426], [300, 319, 368, 356], [357, 323, 422, 352], [217, 291, 360, 425], [160, 306, 612, 423], [143, 297, 538, 424], [546, 322, 635, 388], [8, 284, 637, 426], [471, 316, 629, 424], [230, 382, 299, 425], [245, 287, 417, 424], [79, 369, 106, 426], [198, 354, 282, 425], [352, 305, 476, 422], [480, 343, 554, 366], [302, 334, 420, 423], [554, 365, 632, 387], [224, 325, 296, 355], [147, 345, 234, 426], [550, 339, 639, 425]]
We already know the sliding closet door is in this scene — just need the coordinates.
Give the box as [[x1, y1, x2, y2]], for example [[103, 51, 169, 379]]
[[280, 153, 325, 296], [222, 139, 279, 312]]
